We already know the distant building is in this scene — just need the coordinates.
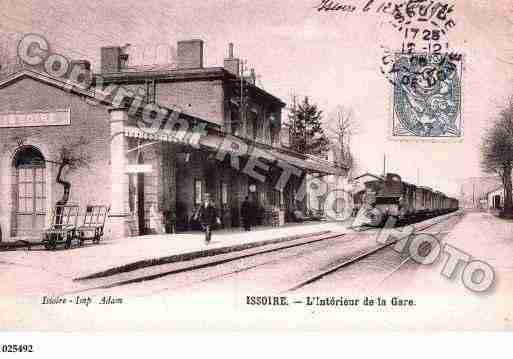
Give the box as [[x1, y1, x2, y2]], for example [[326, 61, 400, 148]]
[[456, 177, 502, 209], [486, 186, 505, 210]]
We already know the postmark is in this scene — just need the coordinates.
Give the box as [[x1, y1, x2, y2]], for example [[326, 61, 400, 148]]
[[378, 2, 455, 88]]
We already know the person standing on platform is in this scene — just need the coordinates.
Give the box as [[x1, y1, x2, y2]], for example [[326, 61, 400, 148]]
[[241, 196, 252, 231], [198, 193, 220, 244]]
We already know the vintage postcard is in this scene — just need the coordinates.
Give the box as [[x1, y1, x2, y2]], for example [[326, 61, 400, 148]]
[[1, 0, 513, 342]]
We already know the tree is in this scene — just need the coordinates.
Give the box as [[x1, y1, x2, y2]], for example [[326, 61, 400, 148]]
[[326, 106, 360, 177], [288, 96, 330, 156], [53, 137, 91, 224], [481, 98, 513, 216]]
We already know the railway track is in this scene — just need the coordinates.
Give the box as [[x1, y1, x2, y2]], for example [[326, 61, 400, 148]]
[[287, 213, 461, 292], [67, 231, 351, 294], [69, 212, 461, 296], [371, 219, 459, 291]]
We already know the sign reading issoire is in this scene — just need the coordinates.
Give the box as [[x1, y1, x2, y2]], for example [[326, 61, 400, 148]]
[[0, 108, 71, 128]]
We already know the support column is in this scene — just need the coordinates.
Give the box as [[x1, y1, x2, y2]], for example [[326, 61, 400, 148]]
[[160, 142, 176, 221], [231, 169, 241, 228], [108, 107, 130, 239]]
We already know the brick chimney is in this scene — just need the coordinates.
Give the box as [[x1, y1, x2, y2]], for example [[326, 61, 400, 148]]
[[101, 46, 122, 73], [177, 39, 204, 69], [224, 43, 240, 76]]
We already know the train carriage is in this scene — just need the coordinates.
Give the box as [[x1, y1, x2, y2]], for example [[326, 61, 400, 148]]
[[407, 183, 417, 216], [413, 186, 423, 214], [427, 187, 436, 213], [440, 194, 448, 214], [425, 189, 432, 212], [417, 187, 431, 215], [429, 189, 437, 213], [357, 173, 459, 226], [434, 191, 444, 214]]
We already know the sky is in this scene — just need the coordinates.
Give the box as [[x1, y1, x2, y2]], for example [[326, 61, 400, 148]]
[[1, 0, 513, 196]]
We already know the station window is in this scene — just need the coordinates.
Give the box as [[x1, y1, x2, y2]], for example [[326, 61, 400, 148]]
[[221, 181, 229, 205], [268, 189, 281, 207], [194, 179, 204, 206], [247, 112, 258, 140], [270, 128, 277, 146], [231, 106, 240, 135], [258, 191, 265, 204], [13, 147, 46, 215], [16, 167, 45, 214], [146, 80, 156, 103], [12, 146, 46, 237], [128, 175, 136, 213], [257, 118, 264, 142], [253, 118, 259, 140]]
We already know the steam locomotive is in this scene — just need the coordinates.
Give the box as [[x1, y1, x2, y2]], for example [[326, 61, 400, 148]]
[[353, 173, 459, 226]]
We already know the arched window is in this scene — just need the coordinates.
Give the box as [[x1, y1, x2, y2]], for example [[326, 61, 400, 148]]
[[11, 146, 46, 237]]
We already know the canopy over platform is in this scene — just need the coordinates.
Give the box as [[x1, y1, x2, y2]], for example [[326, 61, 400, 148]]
[[123, 126, 345, 176]]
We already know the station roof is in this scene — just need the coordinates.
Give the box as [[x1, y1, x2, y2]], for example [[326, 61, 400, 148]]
[[124, 126, 345, 175], [0, 69, 109, 104]]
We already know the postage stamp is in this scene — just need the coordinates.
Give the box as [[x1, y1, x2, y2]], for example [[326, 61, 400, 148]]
[[391, 52, 463, 138]]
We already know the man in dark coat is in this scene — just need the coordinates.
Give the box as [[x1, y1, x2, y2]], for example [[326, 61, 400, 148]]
[[197, 194, 219, 243], [241, 196, 252, 231]]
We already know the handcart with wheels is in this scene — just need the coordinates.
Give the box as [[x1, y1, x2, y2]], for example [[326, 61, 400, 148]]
[[77, 205, 110, 245], [42, 204, 80, 250]]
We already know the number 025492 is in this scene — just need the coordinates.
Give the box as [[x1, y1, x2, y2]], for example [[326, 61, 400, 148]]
[[1, 344, 34, 352]]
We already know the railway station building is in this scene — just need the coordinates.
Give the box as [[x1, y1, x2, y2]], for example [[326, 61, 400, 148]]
[[0, 40, 345, 242]]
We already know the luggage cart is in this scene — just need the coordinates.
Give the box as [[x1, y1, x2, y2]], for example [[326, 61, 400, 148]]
[[77, 205, 110, 245], [42, 205, 80, 250]]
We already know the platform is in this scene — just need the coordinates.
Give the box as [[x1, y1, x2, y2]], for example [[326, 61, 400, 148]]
[[0, 220, 351, 296]]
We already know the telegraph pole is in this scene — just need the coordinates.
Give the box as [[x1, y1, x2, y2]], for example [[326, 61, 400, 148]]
[[240, 59, 244, 110], [239, 59, 248, 134], [240, 59, 245, 131], [304, 98, 308, 155], [290, 93, 297, 151], [473, 182, 476, 208]]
